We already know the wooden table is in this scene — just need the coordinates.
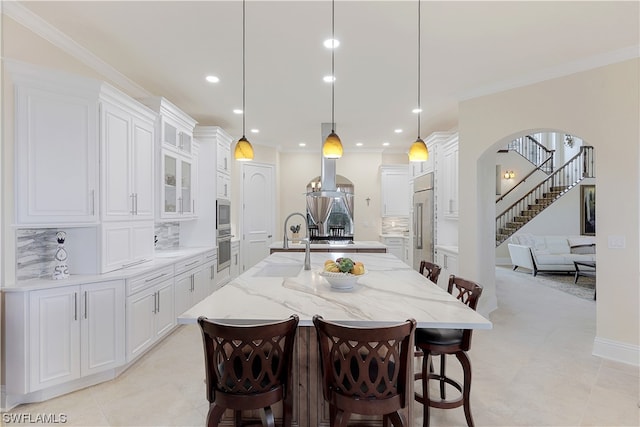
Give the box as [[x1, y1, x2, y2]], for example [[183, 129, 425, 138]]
[[179, 252, 492, 426]]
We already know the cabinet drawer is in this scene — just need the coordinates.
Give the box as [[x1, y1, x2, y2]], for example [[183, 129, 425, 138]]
[[174, 254, 204, 275], [203, 250, 217, 263], [127, 265, 174, 296], [383, 238, 404, 246]]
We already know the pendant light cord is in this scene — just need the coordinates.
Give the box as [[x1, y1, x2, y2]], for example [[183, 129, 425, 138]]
[[417, 0, 421, 139], [331, 0, 335, 132], [242, 0, 246, 139]]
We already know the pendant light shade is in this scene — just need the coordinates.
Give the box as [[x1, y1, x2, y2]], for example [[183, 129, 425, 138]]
[[323, 131, 343, 158], [409, 0, 429, 162], [234, 136, 254, 161], [409, 137, 428, 161], [322, 0, 343, 159], [235, 0, 254, 161]]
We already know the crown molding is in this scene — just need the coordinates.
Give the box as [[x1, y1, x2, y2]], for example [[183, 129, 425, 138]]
[[460, 45, 640, 101], [2, 0, 151, 99]]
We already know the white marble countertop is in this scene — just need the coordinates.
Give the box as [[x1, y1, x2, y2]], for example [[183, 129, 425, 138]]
[[269, 240, 387, 249], [4, 246, 215, 292], [178, 251, 492, 330]]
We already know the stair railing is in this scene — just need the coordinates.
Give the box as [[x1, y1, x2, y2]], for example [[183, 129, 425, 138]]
[[507, 135, 555, 173], [496, 155, 554, 203], [496, 146, 594, 245]]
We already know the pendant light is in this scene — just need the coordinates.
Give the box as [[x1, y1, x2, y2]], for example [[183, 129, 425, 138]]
[[322, 0, 343, 159], [234, 0, 254, 161], [409, 0, 429, 162]]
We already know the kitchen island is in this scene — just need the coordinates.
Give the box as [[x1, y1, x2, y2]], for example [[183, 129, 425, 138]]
[[269, 240, 387, 254], [179, 252, 491, 426]]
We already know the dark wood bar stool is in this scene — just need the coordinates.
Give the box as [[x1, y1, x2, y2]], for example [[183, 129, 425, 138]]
[[414, 275, 483, 427], [418, 261, 442, 284], [313, 315, 416, 427], [197, 315, 299, 427]]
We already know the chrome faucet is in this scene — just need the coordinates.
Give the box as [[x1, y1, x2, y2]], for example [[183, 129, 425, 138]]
[[300, 238, 311, 270], [283, 212, 307, 249]]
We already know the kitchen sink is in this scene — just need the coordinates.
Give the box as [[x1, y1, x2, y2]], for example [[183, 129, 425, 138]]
[[254, 264, 303, 277]]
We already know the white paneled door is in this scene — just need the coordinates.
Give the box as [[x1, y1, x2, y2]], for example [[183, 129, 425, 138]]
[[242, 163, 275, 272]]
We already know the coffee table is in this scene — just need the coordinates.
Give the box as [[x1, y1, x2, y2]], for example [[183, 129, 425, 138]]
[[574, 260, 596, 299]]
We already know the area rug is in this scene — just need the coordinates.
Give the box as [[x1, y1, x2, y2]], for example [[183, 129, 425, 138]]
[[497, 266, 596, 301]]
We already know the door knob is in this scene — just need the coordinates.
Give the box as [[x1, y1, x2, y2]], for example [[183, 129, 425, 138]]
[[268, 235, 272, 238]]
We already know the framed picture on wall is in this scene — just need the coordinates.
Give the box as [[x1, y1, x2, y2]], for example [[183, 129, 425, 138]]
[[580, 185, 596, 236]]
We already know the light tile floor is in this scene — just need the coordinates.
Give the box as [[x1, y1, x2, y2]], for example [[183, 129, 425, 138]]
[[4, 268, 639, 426]]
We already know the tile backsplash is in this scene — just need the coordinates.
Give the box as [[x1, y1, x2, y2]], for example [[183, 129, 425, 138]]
[[154, 222, 180, 250], [16, 229, 59, 280], [381, 217, 410, 235], [16, 223, 182, 281]]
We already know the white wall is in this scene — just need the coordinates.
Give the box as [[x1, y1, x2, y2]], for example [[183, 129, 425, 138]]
[[459, 59, 639, 364]]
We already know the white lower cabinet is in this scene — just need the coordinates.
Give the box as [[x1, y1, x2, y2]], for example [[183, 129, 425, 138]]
[[380, 236, 409, 264], [435, 247, 459, 288], [126, 267, 175, 362], [230, 240, 240, 279], [174, 255, 206, 318], [27, 280, 125, 392]]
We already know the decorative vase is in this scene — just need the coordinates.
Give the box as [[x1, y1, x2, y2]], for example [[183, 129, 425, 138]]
[[52, 231, 70, 280]]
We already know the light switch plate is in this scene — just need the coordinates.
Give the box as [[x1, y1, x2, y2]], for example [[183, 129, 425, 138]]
[[607, 235, 626, 249]]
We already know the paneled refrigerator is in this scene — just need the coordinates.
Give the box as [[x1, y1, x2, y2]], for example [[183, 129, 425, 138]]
[[413, 172, 434, 269]]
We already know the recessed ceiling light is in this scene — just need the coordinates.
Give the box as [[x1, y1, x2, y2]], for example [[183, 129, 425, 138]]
[[412, 108, 422, 114], [356, 142, 363, 147], [299, 142, 306, 147], [205, 75, 220, 83], [382, 142, 390, 146], [233, 109, 243, 114], [323, 38, 340, 49], [394, 129, 403, 133], [323, 75, 336, 83], [250, 129, 259, 133]]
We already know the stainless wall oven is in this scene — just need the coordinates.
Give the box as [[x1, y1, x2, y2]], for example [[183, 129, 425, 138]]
[[216, 199, 232, 271], [217, 229, 231, 271]]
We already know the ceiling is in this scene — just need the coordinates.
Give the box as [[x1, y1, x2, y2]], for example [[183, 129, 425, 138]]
[[12, 1, 640, 154]]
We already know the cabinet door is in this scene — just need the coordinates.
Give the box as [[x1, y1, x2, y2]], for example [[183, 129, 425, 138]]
[[130, 222, 154, 263], [180, 158, 193, 215], [203, 260, 217, 295], [443, 145, 459, 217], [126, 286, 156, 361], [102, 224, 133, 272], [217, 171, 230, 199], [179, 131, 192, 154], [174, 273, 193, 319], [154, 279, 176, 338], [217, 140, 230, 172], [132, 118, 155, 219], [29, 287, 80, 391], [162, 152, 178, 216], [80, 281, 125, 376], [102, 102, 133, 220], [15, 86, 98, 224], [381, 168, 409, 217]]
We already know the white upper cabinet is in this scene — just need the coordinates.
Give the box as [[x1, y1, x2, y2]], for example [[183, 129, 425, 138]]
[[100, 87, 156, 221], [439, 134, 459, 218], [10, 61, 99, 225], [381, 165, 410, 217], [139, 97, 198, 220]]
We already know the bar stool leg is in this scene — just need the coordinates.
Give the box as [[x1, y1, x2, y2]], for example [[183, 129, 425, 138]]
[[456, 351, 475, 427], [422, 352, 432, 427]]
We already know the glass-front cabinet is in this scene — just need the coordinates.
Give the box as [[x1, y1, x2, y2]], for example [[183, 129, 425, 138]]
[[161, 150, 195, 218]]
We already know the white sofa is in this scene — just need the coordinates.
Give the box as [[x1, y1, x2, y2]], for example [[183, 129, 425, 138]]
[[507, 234, 596, 276]]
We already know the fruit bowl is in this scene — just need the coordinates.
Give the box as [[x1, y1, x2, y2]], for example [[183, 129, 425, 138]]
[[319, 270, 364, 290]]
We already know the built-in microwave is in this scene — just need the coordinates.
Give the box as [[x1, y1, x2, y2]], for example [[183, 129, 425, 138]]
[[216, 199, 231, 231]]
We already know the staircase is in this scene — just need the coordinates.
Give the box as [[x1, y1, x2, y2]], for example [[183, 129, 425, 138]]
[[507, 134, 555, 173], [496, 145, 595, 246]]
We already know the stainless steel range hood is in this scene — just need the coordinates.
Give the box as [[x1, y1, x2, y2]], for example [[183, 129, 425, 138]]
[[306, 123, 354, 238]]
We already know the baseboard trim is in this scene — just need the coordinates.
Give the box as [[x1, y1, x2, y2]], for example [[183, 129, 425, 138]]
[[592, 336, 640, 366]]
